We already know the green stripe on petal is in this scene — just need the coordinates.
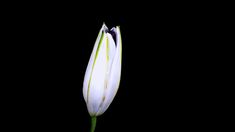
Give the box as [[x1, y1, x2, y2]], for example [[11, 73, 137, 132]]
[[106, 36, 109, 61], [87, 31, 105, 103]]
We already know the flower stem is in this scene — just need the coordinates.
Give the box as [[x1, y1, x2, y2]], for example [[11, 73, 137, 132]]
[[90, 116, 97, 132]]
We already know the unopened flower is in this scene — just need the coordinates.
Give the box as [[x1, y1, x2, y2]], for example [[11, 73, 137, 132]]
[[83, 23, 122, 116]]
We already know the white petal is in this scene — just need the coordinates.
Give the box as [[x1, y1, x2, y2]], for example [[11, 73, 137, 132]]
[[96, 26, 122, 116], [106, 33, 116, 72], [83, 24, 107, 103], [87, 32, 109, 116]]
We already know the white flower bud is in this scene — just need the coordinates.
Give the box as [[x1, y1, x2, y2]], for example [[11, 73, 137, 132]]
[[83, 23, 122, 116]]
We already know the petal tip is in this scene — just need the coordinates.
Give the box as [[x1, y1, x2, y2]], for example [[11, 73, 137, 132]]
[[102, 23, 108, 31]]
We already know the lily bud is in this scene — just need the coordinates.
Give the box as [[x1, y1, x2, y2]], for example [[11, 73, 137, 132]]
[[83, 24, 122, 116]]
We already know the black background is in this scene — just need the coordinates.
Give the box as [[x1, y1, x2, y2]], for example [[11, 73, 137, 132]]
[[2, 3, 212, 131]]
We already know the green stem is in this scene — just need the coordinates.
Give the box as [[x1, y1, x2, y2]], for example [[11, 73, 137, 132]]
[[90, 116, 97, 132]]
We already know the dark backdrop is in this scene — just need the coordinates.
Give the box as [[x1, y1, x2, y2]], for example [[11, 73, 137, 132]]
[[3, 5, 208, 131]]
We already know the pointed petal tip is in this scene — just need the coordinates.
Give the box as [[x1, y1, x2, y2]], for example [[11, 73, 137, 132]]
[[116, 26, 121, 31], [102, 23, 108, 31]]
